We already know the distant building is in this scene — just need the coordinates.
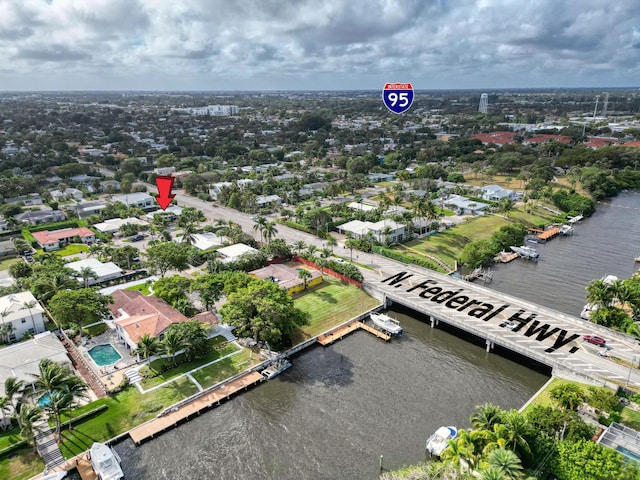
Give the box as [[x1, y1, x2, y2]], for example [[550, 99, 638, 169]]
[[93, 217, 149, 234], [4, 193, 43, 206], [15, 210, 66, 226], [479, 93, 488, 114], [442, 195, 489, 216], [256, 195, 282, 208], [336, 219, 405, 243], [110, 193, 155, 210], [65, 258, 124, 285], [216, 243, 258, 263], [480, 185, 518, 202]]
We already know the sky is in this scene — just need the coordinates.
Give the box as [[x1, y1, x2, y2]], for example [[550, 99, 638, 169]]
[[0, 0, 639, 91]]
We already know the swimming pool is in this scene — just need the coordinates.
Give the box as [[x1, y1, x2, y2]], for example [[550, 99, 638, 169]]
[[88, 344, 122, 367], [37, 392, 52, 408], [617, 445, 640, 464]]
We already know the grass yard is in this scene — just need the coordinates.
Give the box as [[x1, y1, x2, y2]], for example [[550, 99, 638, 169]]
[[83, 322, 108, 337], [191, 349, 259, 389], [139, 341, 241, 389], [57, 378, 198, 459], [0, 427, 22, 452], [36, 244, 89, 257], [621, 407, 640, 430], [125, 282, 153, 295], [292, 277, 380, 344], [0, 257, 22, 271], [520, 378, 611, 415], [0, 447, 45, 480]]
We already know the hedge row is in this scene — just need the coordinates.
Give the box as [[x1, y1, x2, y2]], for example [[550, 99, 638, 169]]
[[374, 246, 443, 272]]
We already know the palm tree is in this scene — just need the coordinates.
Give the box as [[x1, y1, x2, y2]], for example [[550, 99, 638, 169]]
[[31, 359, 86, 404], [87, 244, 104, 259], [298, 268, 312, 290], [262, 221, 278, 245], [498, 198, 515, 219], [78, 266, 97, 288], [134, 334, 162, 365], [481, 466, 508, 480], [4, 377, 24, 412], [306, 244, 318, 257], [440, 436, 475, 471], [0, 396, 9, 431], [470, 403, 504, 431], [21, 300, 40, 335], [40, 274, 77, 302], [162, 329, 185, 367], [500, 411, 533, 458], [325, 235, 337, 252], [485, 448, 524, 479], [16, 403, 42, 452], [586, 279, 614, 308], [252, 216, 267, 244], [44, 384, 88, 437], [181, 223, 197, 246], [292, 240, 306, 255], [0, 307, 14, 344]]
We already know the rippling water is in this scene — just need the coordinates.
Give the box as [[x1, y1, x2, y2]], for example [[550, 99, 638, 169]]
[[488, 191, 640, 316]]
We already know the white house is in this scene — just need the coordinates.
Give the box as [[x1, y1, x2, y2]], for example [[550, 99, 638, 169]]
[[442, 195, 490, 216], [110, 193, 155, 209], [93, 217, 149, 234], [0, 291, 46, 342], [188, 233, 228, 251], [256, 195, 282, 207], [64, 258, 124, 285], [336, 219, 405, 243], [216, 243, 258, 263], [209, 182, 233, 201], [480, 185, 518, 202]]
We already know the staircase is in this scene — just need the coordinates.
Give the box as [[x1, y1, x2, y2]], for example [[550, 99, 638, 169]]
[[217, 324, 237, 342], [60, 336, 107, 399], [35, 423, 65, 469], [124, 369, 143, 384]]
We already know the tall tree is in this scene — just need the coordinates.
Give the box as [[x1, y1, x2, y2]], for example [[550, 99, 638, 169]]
[[134, 334, 162, 365], [16, 403, 42, 452], [20, 300, 40, 335], [48, 289, 112, 331], [144, 241, 192, 277]]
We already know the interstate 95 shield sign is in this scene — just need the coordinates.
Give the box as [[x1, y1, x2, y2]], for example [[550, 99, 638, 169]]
[[382, 83, 414, 114]]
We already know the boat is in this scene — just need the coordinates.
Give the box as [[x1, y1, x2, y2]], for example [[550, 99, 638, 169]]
[[510, 245, 540, 260], [580, 275, 619, 319], [559, 224, 574, 236], [634, 255, 640, 263], [370, 312, 403, 335], [426, 426, 458, 456], [89, 442, 123, 480], [261, 358, 292, 379]]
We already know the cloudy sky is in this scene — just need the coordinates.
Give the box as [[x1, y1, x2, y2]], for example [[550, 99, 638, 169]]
[[0, 0, 639, 91]]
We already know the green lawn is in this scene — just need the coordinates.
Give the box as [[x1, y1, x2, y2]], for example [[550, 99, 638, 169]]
[[0, 257, 22, 271], [0, 427, 22, 452], [139, 342, 241, 389], [621, 407, 640, 430], [57, 378, 198, 459], [191, 349, 258, 389], [292, 277, 380, 343], [36, 244, 89, 257], [0, 447, 45, 480], [521, 378, 608, 415], [83, 323, 108, 337], [125, 282, 153, 295]]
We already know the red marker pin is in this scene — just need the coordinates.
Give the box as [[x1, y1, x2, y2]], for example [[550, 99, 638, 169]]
[[155, 176, 176, 210]]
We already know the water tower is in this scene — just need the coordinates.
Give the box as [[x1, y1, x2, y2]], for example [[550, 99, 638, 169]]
[[479, 93, 488, 114]]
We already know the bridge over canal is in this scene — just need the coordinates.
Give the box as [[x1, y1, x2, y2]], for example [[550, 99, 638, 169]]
[[361, 266, 640, 389]]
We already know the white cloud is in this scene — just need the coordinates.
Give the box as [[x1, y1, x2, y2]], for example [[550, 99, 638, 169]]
[[0, 0, 638, 90]]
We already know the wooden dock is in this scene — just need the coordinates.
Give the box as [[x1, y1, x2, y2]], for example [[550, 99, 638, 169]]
[[537, 227, 559, 242], [317, 321, 391, 346], [129, 371, 264, 444], [76, 456, 97, 480], [497, 251, 518, 263]]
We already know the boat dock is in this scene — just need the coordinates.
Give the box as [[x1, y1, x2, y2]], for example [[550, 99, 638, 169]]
[[76, 456, 98, 480], [128, 371, 264, 445], [537, 227, 559, 242], [497, 251, 518, 263], [317, 321, 391, 346]]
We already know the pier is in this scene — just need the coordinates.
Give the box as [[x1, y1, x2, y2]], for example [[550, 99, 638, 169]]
[[129, 371, 264, 444], [317, 321, 391, 346], [537, 227, 559, 242], [76, 456, 98, 480]]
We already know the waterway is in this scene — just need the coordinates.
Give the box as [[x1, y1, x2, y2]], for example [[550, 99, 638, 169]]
[[114, 313, 547, 479], [108, 193, 640, 479], [488, 191, 640, 316]]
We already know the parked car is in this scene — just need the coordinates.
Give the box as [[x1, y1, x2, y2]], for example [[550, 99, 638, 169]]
[[130, 234, 145, 242], [584, 335, 606, 347]]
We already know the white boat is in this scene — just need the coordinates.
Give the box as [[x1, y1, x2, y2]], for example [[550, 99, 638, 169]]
[[426, 426, 458, 456], [370, 312, 403, 335], [559, 224, 574, 235], [262, 358, 292, 379], [580, 303, 595, 320], [90, 442, 124, 480], [510, 245, 539, 259]]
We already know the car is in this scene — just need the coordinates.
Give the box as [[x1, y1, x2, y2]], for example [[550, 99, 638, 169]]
[[130, 234, 145, 242], [335, 258, 347, 264], [584, 335, 606, 347], [251, 215, 259, 221], [25, 255, 34, 263]]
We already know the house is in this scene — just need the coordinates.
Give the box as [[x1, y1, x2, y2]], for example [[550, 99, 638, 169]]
[[4, 193, 43, 206], [154, 166, 176, 176], [65, 258, 124, 285], [0, 332, 70, 417], [347, 202, 377, 212], [93, 217, 149, 234], [0, 291, 46, 342], [32, 227, 96, 251], [14, 210, 66, 225], [63, 188, 84, 200], [188, 233, 228, 251], [69, 174, 100, 186], [99, 180, 121, 192], [250, 264, 322, 294], [65, 199, 108, 219], [256, 194, 282, 208], [336, 219, 405, 243], [442, 195, 490, 216], [208, 182, 233, 201], [0, 240, 17, 257], [523, 134, 571, 145], [367, 172, 395, 182], [109, 290, 216, 350], [584, 137, 619, 149], [471, 131, 517, 146], [0, 215, 9, 232], [480, 185, 518, 202], [216, 243, 258, 263], [110, 193, 156, 210], [299, 182, 327, 197]]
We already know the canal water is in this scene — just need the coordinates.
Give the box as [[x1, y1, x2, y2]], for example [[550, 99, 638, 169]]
[[112, 192, 640, 479], [487, 191, 640, 317]]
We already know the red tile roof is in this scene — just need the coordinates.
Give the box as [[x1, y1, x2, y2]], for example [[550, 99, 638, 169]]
[[471, 131, 517, 145], [621, 141, 640, 147], [524, 134, 571, 145], [32, 227, 95, 245], [584, 137, 619, 149]]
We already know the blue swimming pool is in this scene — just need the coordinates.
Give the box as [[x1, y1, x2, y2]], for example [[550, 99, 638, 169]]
[[37, 392, 52, 408], [617, 445, 640, 464], [88, 344, 122, 367]]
